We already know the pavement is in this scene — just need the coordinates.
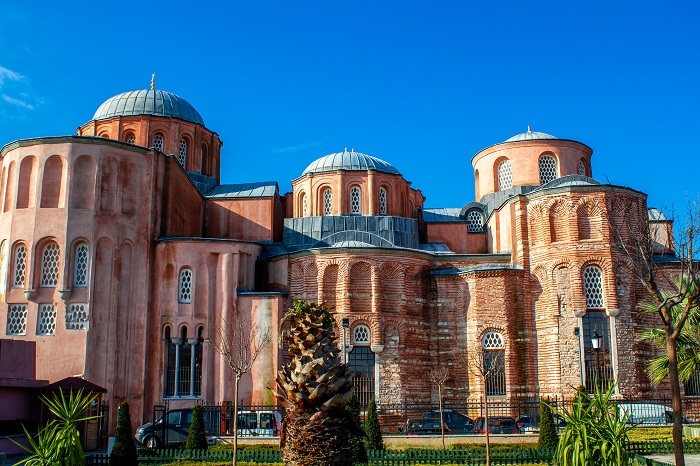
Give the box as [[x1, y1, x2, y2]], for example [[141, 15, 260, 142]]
[[645, 454, 700, 465]]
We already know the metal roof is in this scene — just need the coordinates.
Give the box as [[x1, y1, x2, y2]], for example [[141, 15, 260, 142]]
[[505, 127, 557, 142], [422, 208, 464, 223], [302, 149, 400, 176], [648, 208, 668, 221], [206, 181, 278, 199], [92, 89, 205, 126]]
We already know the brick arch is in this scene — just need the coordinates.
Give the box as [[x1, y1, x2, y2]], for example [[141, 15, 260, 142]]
[[348, 261, 373, 312], [576, 197, 604, 240], [321, 263, 339, 309], [477, 326, 508, 347], [528, 202, 547, 245], [289, 262, 304, 299], [378, 262, 404, 312], [578, 258, 614, 310], [303, 262, 318, 300], [549, 259, 572, 281], [547, 199, 572, 243]]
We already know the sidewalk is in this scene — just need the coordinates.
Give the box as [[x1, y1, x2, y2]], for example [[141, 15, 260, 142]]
[[646, 454, 700, 465]]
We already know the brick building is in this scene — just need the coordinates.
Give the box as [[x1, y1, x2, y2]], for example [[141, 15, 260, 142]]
[[0, 86, 676, 432]]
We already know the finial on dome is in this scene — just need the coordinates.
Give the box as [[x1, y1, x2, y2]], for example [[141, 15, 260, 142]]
[[151, 73, 156, 90], [527, 125, 531, 132], [344, 147, 348, 152], [351, 148, 354, 152]]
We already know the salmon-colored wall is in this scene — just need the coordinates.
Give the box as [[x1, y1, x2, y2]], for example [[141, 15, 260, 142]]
[[425, 223, 488, 254], [206, 198, 275, 241], [160, 159, 204, 237]]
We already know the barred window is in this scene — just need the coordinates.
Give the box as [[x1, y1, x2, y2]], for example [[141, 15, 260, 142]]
[[66, 303, 89, 330], [323, 189, 332, 215], [152, 134, 164, 152], [125, 134, 135, 145], [350, 186, 361, 214], [178, 139, 187, 167], [301, 194, 308, 217], [497, 159, 512, 191], [13, 244, 27, 288], [539, 155, 557, 185], [467, 210, 484, 232], [379, 188, 387, 214], [579, 160, 586, 176], [482, 331, 506, 396], [37, 304, 56, 335], [179, 268, 193, 303], [583, 266, 605, 309], [6, 304, 27, 335], [353, 325, 370, 345], [483, 331, 504, 349], [40, 243, 60, 287], [74, 243, 89, 287]]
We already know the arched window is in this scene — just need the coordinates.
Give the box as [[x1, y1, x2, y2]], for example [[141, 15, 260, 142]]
[[579, 159, 586, 176], [0, 240, 8, 295], [467, 210, 484, 233], [178, 138, 188, 167], [322, 188, 332, 215], [40, 242, 60, 288], [583, 266, 604, 309], [350, 186, 361, 214], [353, 324, 370, 345], [13, 244, 27, 288], [539, 155, 557, 185], [379, 187, 387, 215], [349, 324, 374, 406], [165, 326, 203, 397], [124, 133, 135, 145], [179, 268, 193, 303], [41, 155, 64, 208], [482, 331, 506, 396], [37, 304, 56, 335], [74, 243, 90, 287], [300, 193, 308, 217], [497, 159, 512, 191], [152, 134, 164, 152]]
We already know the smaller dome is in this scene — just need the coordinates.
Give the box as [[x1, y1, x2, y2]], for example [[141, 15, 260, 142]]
[[302, 149, 400, 176], [505, 126, 557, 142], [92, 89, 204, 126]]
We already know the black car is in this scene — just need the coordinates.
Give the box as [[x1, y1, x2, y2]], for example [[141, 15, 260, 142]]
[[402, 417, 452, 435], [471, 416, 521, 434], [421, 409, 474, 434]]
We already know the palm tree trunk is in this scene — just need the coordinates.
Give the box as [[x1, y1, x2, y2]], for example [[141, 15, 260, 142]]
[[282, 413, 353, 466], [667, 331, 686, 466]]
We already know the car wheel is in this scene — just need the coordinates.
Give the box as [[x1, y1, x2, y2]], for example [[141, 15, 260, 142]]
[[145, 436, 160, 449]]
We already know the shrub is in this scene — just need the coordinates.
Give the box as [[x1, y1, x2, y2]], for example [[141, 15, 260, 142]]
[[184, 404, 209, 450], [345, 392, 368, 464], [364, 398, 384, 451], [538, 398, 558, 448], [110, 402, 138, 466]]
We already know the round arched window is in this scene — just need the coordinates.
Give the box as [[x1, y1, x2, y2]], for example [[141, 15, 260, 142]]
[[152, 134, 164, 152], [322, 189, 332, 215], [350, 186, 362, 214], [467, 210, 484, 232], [379, 187, 387, 214], [539, 155, 557, 185], [583, 266, 604, 309], [353, 325, 370, 345], [497, 160, 512, 191]]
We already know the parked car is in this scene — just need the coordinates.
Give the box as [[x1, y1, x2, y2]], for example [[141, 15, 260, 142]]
[[235, 410, 283, 437], [516, 413, 567, 434], [136, 409, 197, 448], [421, 409, 474, 434], [400, 417, 452, 435], [471, 416, 521, 434], [616, 403, 690, 426]]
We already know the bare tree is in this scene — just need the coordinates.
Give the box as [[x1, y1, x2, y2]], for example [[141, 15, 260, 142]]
[[606, 195, 700, 466], [469, 348, 505, 466], [429, 367, 449, 450], [212, 310, 272, 466]]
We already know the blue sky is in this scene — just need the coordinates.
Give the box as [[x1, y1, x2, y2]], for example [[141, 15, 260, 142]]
[[0, 0, 698, 213]]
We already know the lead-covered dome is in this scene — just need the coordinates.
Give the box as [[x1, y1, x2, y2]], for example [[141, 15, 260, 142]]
[[92, 89, 205, 126], [302, 149, 400, 176], [505, 127, 556, 142]]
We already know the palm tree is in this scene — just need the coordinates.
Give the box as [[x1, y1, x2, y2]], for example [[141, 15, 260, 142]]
[[274, 300, 356, 466]]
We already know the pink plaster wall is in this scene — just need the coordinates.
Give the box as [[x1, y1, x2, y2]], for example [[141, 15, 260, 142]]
[[425, 223, 488, 254]]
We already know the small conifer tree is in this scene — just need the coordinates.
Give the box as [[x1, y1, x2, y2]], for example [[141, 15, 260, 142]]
[[363, 398, 384, 451], [185, 404, 209, 450], [345, 393, 368, 464], [538, 398, 559, 448], [110, 402, 138, 466]]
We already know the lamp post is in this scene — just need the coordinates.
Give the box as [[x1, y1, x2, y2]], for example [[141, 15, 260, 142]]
[[342, 318, 350, 364], [591, 329, 602, 390]]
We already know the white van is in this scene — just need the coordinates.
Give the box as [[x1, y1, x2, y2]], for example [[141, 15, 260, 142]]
[[236, 410, 283, 437], [616, 403, 689, 425]]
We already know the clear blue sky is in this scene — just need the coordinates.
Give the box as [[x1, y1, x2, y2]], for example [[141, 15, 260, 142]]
[[1, 0, 698, 213]]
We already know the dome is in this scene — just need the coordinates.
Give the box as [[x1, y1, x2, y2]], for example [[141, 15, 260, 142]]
[[302, 149, 400, 176], [92, 89, 205, 126], [505, 126, 557, 142]]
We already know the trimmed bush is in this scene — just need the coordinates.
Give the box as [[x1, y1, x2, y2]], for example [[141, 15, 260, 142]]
[[538, 398, 558, 448], [345, 392, 368, 464], [364, 398, 384, 451], [110, 402, 138, 466], [185, 404, 208, 450]]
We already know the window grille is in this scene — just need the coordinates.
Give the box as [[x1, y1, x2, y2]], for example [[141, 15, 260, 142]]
[[74, 243, 89, 287], [66, 303, 89, 330], [349, 346, 375, 407], [178, 139, 187, 166], [497, 160, 512, 191], [165, 328, 203, 397], [6, 304, 27, 335], [353, 325, 370, 344], [323, 189, 332, 215], [467, 210, 484, 232], [301, 194, 308, 217], [539, 155, 557, 185], [583, 311, 613, 392], [482, 331, 505, 395], [379, 188, 387, 214], [126, 134, 135, 145], [41, 243, 60, 287], [583, 266, 605, 309], [350, 187, 361, 214], [579, 160, 586, 176], [179, 268, 193, 303], [37, 304, 56, 335], [153, 134, 164, 152], [482, 331, 504, 349], [13, 244, 27, 288]]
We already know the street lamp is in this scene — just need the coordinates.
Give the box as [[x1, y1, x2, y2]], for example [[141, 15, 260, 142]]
[[342, 318, 350, 364], [591, 329, 602, 389]]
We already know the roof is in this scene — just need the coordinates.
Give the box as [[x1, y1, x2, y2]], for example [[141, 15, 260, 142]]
[[302, 149, 400, 176], [206, 181, 278, 199], [648, 208, 668, 221], [422, 208, 464, 223], [505, 127, 557, 142], [92, 89, 205, 126], [42, 377, 107, 393], [431, 263, 523, 276]]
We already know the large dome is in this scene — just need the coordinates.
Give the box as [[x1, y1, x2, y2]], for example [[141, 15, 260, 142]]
[[505, 127, 556, 142], [302, 149, 400, 176], [92, 89, 205, 126]]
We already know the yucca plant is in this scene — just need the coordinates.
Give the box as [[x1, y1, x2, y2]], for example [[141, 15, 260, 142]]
[[274, 300, 356, 466], [553, 383, 632, 466]]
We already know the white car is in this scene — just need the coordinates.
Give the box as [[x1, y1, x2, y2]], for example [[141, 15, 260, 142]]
[[616, 403, 689, 425], [235, 410, 283, 437]]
